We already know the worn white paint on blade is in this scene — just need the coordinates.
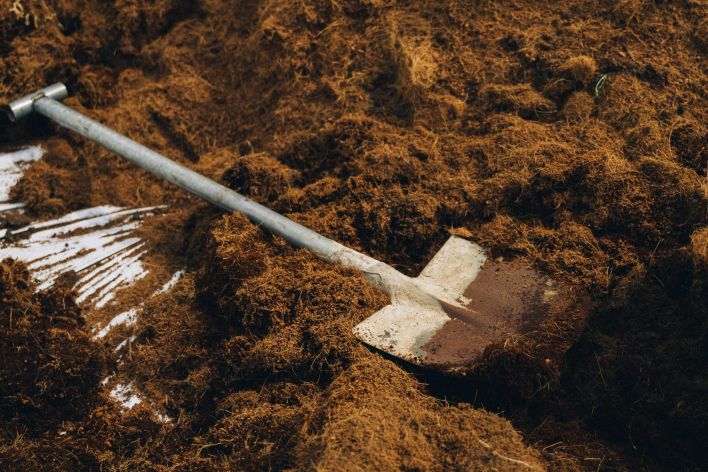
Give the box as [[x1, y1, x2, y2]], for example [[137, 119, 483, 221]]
[[354, 301, 450, 361], [0, 146, 42, 201], [416, 236, 487, 304], [353, 236, 487, 362]]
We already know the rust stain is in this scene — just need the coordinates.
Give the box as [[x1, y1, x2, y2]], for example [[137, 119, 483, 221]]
[[422, 260, 555, 367]]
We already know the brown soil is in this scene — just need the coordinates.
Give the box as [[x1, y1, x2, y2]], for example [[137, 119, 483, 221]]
[[1, 0, 707, 470]]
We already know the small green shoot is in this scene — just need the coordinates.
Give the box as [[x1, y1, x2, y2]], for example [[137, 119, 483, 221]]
[[594, 73, 609, 98]]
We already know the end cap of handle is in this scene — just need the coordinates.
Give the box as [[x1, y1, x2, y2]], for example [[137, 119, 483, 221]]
[[4, 83, 69, 122]]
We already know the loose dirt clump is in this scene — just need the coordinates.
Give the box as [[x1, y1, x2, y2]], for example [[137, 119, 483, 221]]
[[295, 358, 545, 471], [0, 258, 117, 470], [1, 0, 706, 470], [692, 226, 708, 266], [10, 138, 92, 215], [0, 259, 108, 428]]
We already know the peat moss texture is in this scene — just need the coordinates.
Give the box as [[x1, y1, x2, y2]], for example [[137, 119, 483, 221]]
[[1, 0, 706, 470]]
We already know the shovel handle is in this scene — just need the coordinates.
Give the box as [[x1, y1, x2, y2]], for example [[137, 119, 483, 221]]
[[5, 84, 376, 272]]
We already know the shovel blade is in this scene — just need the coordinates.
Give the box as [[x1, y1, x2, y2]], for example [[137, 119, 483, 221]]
[[353, 236, 564, 371]]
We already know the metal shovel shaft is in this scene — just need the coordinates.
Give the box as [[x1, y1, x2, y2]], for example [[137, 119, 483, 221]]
[[37, 98, 328, 249], [36, 98, 330, 247], [7, 84, 389, 280]]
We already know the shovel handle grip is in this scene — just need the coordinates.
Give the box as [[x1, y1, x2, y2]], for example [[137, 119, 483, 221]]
[[5, 83, 69, 122]]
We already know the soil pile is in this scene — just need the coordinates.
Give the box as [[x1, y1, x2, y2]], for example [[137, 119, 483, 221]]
[[0, 259, 107, 427], [0, 0, 706, 470], [0, 259, 108, 470]]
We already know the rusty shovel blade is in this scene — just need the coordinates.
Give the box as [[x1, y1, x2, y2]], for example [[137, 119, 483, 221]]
[[353, 236, 570, 372]]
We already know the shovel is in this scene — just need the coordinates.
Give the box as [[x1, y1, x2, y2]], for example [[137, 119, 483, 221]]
[[5, 84, 571, 372]]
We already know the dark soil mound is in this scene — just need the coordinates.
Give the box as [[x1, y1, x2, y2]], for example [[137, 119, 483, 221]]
[[0, 259, 107, 428]]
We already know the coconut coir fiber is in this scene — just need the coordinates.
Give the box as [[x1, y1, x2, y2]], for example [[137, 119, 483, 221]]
[[1, 0, 707, 470]]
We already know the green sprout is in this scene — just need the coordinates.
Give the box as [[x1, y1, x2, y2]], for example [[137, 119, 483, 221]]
[[594, 73, 610, 98]]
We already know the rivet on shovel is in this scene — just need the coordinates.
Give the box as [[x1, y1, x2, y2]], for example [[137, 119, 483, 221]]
[[5, 84, 580, 372]]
